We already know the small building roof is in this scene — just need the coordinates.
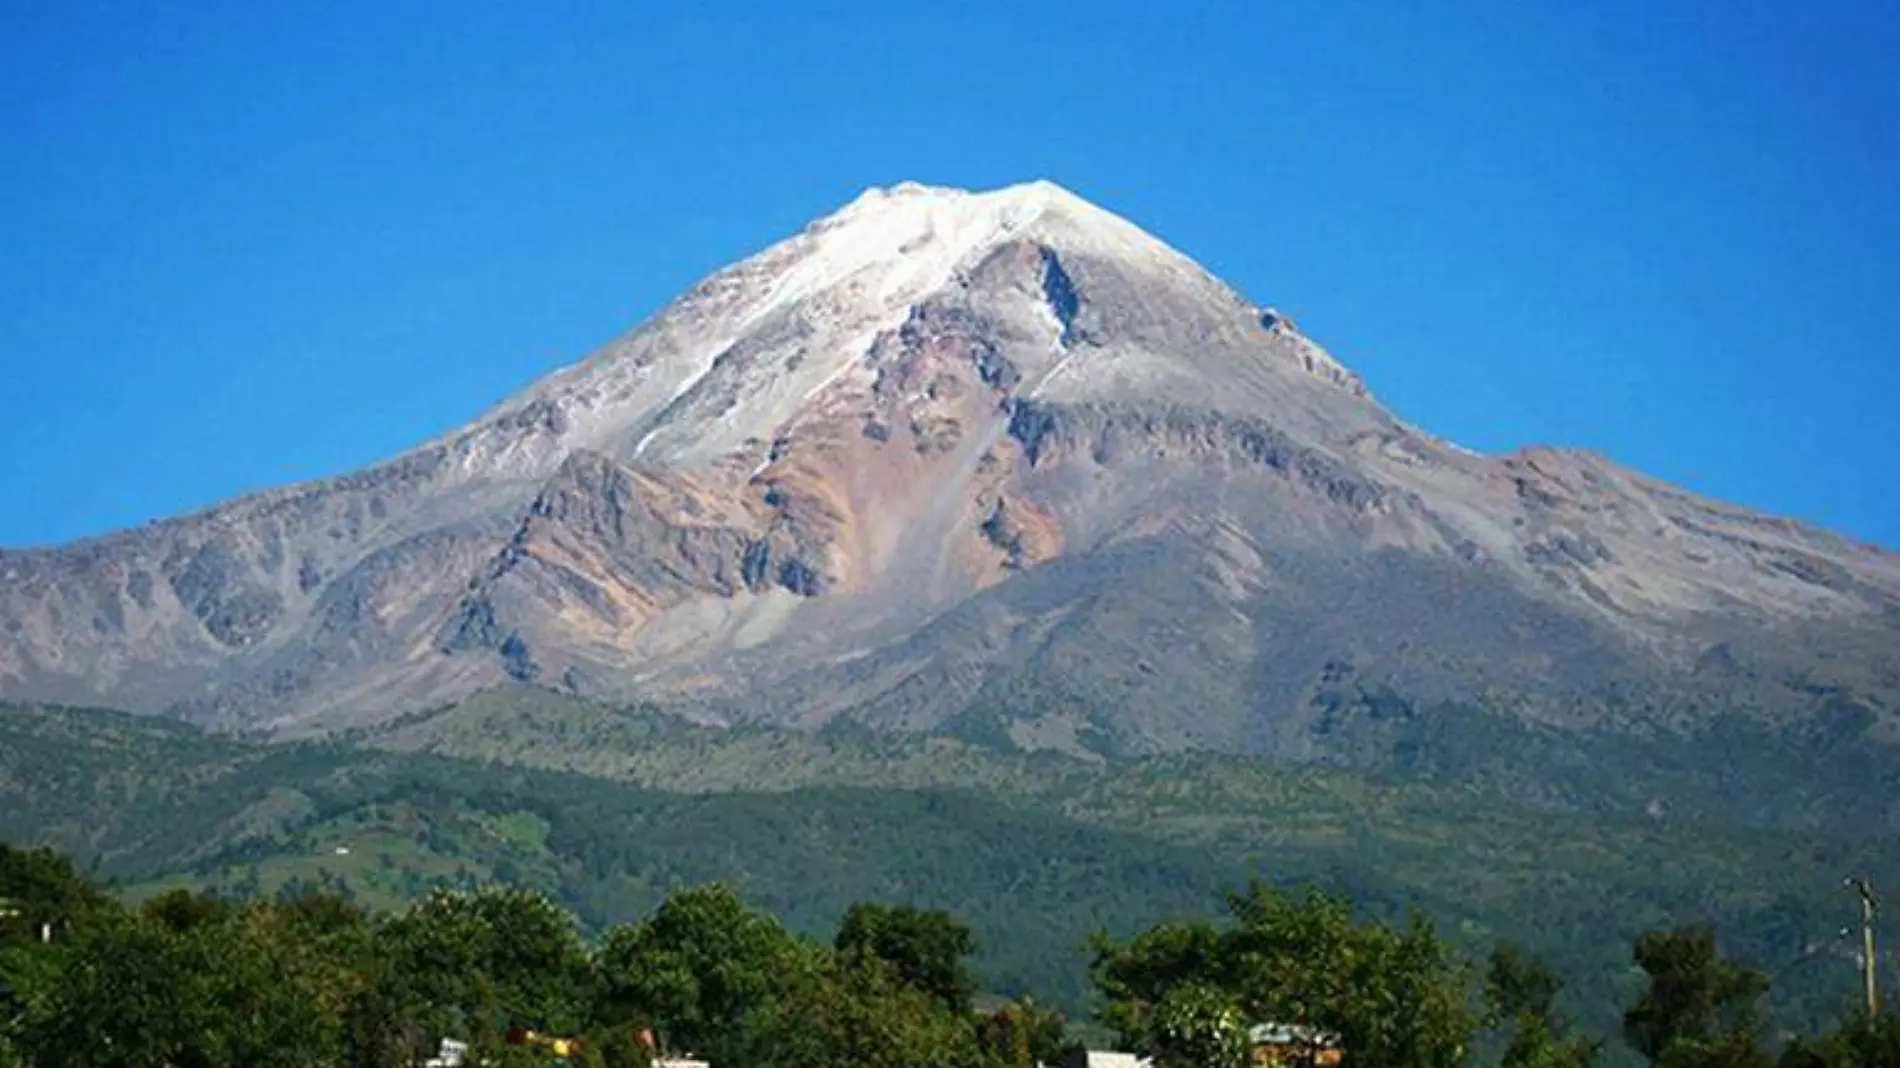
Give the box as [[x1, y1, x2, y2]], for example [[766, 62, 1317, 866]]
[[1056, 1049, 1152, 1068], [1249, 1022, 1343, 1047]]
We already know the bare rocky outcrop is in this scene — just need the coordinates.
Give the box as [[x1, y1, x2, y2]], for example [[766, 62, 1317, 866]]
[[446, 452, 757, 649], [1005, 400, 1389, 514]]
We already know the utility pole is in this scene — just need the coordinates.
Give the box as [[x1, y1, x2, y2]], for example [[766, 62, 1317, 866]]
[[1849, 877, 1880, 1017]]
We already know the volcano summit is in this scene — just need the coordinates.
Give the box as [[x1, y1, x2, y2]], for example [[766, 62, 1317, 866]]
[[2, 181, 1895, 814]]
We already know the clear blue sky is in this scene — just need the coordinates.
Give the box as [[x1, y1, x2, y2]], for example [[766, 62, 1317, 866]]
[[2, 1, 1896, 548]]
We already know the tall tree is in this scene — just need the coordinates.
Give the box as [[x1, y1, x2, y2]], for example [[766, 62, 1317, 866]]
[[337, 954, 442, 1068], [1623, 927, 1769, 1068], [1092, 884, 1474, 1068], [0, 845, 111, 945], [139, 887, 234, 933], [1486, 942, 1597, 1068], [1776, 1012, 1900, 1068], [1150, 982, 1249, 1068], [756, 953, 985, 1068], [978, 997, 1069, 1068], [1090, 919, 1226, 1051], [1489, 943, 1565, 1021], [1222, 884, 1474, 1068], [596, 883, 811, 1066], [384, 886, 595, 1040], [20, 911, 338, 1068], [834, 902, 978, 1014]]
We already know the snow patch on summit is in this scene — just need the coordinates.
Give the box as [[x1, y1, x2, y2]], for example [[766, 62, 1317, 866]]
[[441, 181, 1188, 473], [427, 179, 1363, 479], [787, 179, 1192, 312]]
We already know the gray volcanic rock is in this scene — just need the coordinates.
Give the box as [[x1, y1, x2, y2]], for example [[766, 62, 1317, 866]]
[[2, 180, 1896, 808]]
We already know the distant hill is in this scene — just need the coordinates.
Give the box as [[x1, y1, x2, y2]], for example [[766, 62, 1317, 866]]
[[2, 696, 1891, 1048]]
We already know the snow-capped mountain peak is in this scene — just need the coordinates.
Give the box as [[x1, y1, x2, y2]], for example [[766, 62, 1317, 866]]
[[0, 179, 1894, 764], [440, 180, 1289, 478]]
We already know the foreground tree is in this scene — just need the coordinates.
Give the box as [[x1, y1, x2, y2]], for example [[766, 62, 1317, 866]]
[[385, 885, 596, 1040], [0, 846, 112, 946], [0, 944, 60, 1068], [337, 953, 443, 1068], [834, 902, 978, 1015], [1486, 942, 1598, 1068], [977, 996, 1069, 1068], [596, 883, 811, 1065], [1776, 1012, 1900, 1068], [139, 887, 235, 933], [1090, 919, 1227, 1050], [20, 910, 338, 1068], [1092, 883, 1474, 1068], [756, 953, 986, 1068], [1225, 884, 1473, 1068], [1623, 927, 1770, 1068], [1150, 982, 1249, 1068]]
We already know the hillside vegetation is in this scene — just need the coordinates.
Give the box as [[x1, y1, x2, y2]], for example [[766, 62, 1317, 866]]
[[1, 696, 1894, 1052]]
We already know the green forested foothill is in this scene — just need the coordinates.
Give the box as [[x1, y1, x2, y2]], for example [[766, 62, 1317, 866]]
[[1, 700, 1896, 1058]]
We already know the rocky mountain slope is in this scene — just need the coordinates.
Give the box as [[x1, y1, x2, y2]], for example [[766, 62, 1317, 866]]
[[3, 180, 1896, 790]]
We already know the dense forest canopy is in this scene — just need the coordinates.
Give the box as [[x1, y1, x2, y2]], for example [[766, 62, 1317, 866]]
[[4, 842, 1898, 1068]]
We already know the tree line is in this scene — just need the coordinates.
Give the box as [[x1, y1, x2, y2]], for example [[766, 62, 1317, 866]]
[[1, 842, 1893, 1068]]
